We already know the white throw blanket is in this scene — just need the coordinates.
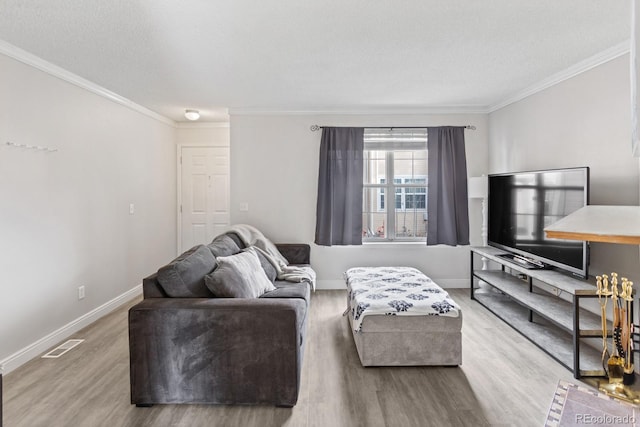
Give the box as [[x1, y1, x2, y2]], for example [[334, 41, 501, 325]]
[[224, 224, 316, 291]]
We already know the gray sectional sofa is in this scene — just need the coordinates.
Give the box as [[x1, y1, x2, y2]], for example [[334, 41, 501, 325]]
[[128, 231, 311, 407]]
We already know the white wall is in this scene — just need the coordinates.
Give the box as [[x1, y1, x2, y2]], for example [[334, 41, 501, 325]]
[[489, 54, 640, 279], [0, 52, 177, 370], [176, 124, 230, 147], [230, 113, 489, 288]]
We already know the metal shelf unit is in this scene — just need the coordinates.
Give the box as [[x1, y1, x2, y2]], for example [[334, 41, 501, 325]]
[[470, 246, 616, 379]]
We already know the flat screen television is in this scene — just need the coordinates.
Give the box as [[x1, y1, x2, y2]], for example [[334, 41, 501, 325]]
[[487, 167, 590, 279]]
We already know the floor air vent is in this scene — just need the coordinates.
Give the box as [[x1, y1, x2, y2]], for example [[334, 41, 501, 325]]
[[41, 339, 84, 359]]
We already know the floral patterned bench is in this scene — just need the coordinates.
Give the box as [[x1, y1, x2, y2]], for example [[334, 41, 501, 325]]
[[344, 267, 462, 366]]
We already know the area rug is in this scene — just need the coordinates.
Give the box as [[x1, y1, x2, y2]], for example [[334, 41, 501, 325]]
[[545, 380, 639, 426]]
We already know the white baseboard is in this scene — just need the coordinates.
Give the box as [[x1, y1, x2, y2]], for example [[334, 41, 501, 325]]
[[0, 285, 142, 375], [316, 278, 468, 290]]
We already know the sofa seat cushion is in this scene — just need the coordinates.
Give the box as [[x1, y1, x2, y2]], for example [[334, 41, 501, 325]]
[[205, 248, 276, 298], [157, 245, 216, 297], [261, 281, 310, 304]]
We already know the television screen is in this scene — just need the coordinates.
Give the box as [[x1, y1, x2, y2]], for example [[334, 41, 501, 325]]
[[487, 167, 589, 278]]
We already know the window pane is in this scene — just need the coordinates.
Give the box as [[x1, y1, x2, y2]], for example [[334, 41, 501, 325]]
[[363, 150, 386, 185], [363, 187, 385, 213], [406, 195, 426, 209], [404, 187, 426, 209], [395, 210, 428, 238], [405, 178, 426, 185], [394, 185, 427, 238], [393, 150, 427, 180], [362, 213, 386, 239], [363, 186, 386, 238]]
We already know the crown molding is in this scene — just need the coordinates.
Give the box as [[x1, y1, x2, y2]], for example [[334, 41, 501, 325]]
[[489, 40, 630, 113], [228, 105, 491, 116], [0, 40, 176, 127], [230, 41, 631, 118]]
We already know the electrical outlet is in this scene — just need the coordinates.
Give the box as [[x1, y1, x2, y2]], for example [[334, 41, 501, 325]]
[[129, 203, 135, 215], [78, 286, 85, 300]]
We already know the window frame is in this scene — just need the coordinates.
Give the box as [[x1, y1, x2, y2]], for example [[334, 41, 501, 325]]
[[363, 149, 428, 243]]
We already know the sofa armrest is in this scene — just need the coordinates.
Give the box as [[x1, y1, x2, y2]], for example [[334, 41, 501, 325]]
[[276, 243, 310, 265], [129, 297, 307, 406]]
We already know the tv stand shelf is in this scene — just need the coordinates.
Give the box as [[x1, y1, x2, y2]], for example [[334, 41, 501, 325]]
[[470, 246, 614, 379]]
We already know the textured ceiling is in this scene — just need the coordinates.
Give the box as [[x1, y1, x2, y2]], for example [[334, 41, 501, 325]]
[[0, 1, 631, 122]]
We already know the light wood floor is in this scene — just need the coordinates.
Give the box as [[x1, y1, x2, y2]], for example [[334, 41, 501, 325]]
[[4, 289, 580, 427]]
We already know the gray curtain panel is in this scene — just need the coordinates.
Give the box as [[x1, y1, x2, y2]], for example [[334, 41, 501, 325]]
[[315, 127, 364, 246], [427, 127, 470, 246]]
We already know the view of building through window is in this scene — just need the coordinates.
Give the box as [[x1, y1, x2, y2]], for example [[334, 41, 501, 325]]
[[362, 129, 428, 242]]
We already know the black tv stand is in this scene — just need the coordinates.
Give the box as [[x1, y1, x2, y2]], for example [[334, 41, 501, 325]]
[[496, 253, 546, 269]]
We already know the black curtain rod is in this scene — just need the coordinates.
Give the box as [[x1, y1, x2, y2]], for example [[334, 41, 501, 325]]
[[309, 125, 476, 131]]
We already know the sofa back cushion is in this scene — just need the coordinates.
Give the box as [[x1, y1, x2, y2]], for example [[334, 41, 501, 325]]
[[157, 245, 216, 297], [204, 248, 276, 298], [254, 249, 278, 282], [224, 232, 246, 250], [207, 234, 241, 258], [208, 233, 276, 282]]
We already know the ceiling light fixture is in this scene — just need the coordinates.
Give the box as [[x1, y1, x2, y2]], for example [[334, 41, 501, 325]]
[[184, 109, 200, 121]]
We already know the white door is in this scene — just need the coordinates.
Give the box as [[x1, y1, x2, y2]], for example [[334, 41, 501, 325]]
[[179, 146, 230, 252]]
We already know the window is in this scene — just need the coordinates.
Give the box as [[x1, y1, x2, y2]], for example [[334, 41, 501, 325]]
[[362, 129, 428, 242]]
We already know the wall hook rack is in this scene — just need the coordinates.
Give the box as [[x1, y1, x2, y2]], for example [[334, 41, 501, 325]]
[[5, 141, 58, 152]]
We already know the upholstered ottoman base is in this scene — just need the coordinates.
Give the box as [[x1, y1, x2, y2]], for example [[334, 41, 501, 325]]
[[348, 313, 462, 366]]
